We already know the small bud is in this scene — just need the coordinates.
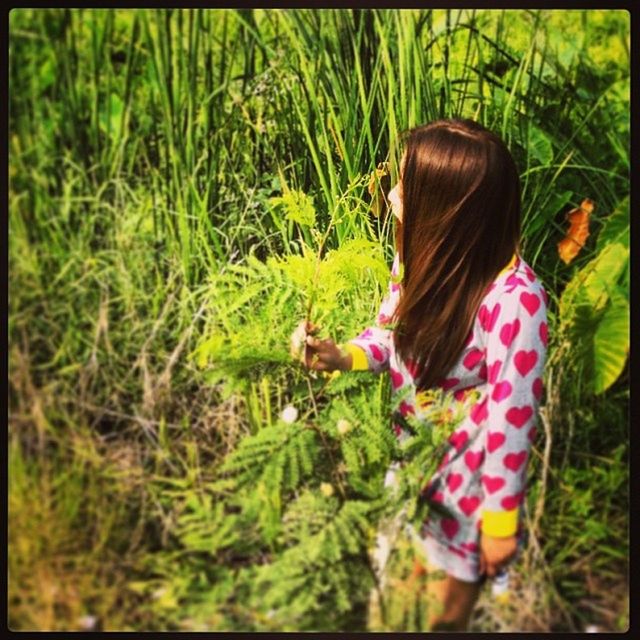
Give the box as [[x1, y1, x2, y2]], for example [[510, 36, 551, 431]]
[[336, 419, 352, 435], [280, 405, 298, 424], [320, 482, 334, 497]]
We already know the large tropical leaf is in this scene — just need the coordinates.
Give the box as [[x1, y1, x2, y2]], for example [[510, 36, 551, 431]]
[[596, 196, 629, 252], [593, 289, 629, 394]]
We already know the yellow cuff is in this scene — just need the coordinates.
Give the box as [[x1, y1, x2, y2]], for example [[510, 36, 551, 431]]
[[343, 343, 369, 371], [481, 508, 519, 537]]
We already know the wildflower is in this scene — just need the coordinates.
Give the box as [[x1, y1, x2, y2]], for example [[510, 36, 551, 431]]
[[336, 418, 352, 435], [78, 616, 98, 631], [320, 482, 334, 497], [280, 405, 298, 424]]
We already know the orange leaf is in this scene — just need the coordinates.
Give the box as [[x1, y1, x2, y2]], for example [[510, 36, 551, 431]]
[[557, 198, 594, 265]]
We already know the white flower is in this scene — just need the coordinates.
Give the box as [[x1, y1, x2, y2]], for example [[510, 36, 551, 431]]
[[280, 405, 298, 424], [336, 418, 352, 435], [78, 616, 98, 631], [320, 482, 334, 497]]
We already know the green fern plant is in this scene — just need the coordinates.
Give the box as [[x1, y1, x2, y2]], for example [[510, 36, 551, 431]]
[[176, 186, 469, 630]]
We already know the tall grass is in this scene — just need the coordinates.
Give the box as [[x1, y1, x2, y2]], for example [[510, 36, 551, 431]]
[[9, 8, 629, 632]]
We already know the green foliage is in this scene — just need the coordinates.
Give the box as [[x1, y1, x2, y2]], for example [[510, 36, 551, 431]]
[[9, 7, 629, 633], [559, 201, 629, 395], [191, 231, 388, 389], [269, 189, 316, 227]]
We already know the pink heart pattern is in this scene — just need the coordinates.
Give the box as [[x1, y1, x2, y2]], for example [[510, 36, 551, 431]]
[[463, 348, 484, 370], [524, 265, 536, 282], [406, 358, 419, 378], [506, 405, 533, 428], [449, 430, 469, 451], [446, 473, 463, 493], [532, 377, 543, 400], [464, 450, 484, 472], [356, 253, 548, 545], [479, 302, 501, 332], [440, 377, 460, 391], [515, 350, 538, 377], [520, 292, 540, 316], [390, 369, 404, 389], [470, 397, 488, 425], [399, 400, 415, 416], [487, 431, 506, 453], [499, 318, 521, 347], [454, 388, 468, 402], [539, 321, 548, 347], [441, 518, 460, 540], [487, 360, 502, 384], [458, 496, 481, 517], [481, 474, 506, 494], [505, 274, 527, 291], [369, 344, 384, 362], [504, 450, 528, 472], [501, 492, 524, 510], [492, 380, 512, 402]]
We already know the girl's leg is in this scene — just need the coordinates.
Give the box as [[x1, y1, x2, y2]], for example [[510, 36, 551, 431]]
[[424, 556, 482, 631]]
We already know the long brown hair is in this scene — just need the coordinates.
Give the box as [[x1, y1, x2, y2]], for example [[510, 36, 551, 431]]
[[393, 118, 521, 391]]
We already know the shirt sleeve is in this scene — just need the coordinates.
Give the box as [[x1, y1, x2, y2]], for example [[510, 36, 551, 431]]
[[343, 253, 401, 374], [479, 283, 548, 537]]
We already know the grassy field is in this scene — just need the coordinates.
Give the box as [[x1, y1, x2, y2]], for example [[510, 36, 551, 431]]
[[9, 8, 629, 632]]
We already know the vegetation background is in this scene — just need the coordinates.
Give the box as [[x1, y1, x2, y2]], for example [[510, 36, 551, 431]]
[[9, 8, 629, 632]]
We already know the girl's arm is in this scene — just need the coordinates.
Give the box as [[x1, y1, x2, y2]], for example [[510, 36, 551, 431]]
[[341, 252, 401, 373], [295, 253, 400, 374], [478, 282, 548, 538]]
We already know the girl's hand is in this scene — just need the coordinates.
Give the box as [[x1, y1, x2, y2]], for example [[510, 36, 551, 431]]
[[290, 320, 350, 372], [478, 533, 518, 578]]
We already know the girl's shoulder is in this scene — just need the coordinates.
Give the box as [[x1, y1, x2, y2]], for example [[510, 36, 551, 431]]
[[482, 254, 548, 316]]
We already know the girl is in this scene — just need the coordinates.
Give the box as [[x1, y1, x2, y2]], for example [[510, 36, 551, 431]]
[[294, 118, 547, 631]]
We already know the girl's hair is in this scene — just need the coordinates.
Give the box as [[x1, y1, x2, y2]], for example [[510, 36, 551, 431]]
[[393, 118, 521, 391]]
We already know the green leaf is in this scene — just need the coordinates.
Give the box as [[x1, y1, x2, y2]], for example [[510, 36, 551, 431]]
[[99, 92, 124, 136], [596, 196, 629, 252], [560, 242, 629, 320], [528, 189, 573, 236], [593, 292, 629, 394], [580, 243, 629, 311], [528, 125, 553, 165]]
